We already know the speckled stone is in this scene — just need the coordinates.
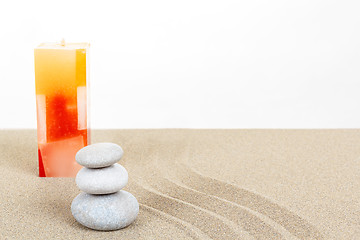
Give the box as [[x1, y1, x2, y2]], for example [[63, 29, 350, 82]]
[[75, 163, 128, 194], [71, 191, 139, 231], [75, 143, 124, 168]]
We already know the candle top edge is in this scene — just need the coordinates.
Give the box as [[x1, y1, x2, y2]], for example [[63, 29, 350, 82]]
[[36, 42, 90, 50]]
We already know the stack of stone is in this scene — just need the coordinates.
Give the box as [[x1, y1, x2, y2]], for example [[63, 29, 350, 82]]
[[71, 143, 139, 231]]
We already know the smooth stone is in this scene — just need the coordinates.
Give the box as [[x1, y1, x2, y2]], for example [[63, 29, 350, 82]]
[[76, 163, 128, 194], [71, 191, 139, 231], [76, 143, 124, 168]]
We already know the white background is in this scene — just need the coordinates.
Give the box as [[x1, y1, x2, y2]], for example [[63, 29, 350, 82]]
[[0, 0, 359, 128]]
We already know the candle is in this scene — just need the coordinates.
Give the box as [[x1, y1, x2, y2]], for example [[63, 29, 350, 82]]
[[34, 40, 90, 177]]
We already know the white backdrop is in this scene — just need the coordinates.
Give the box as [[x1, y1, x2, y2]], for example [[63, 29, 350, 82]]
[[0, 0, 359, 128]]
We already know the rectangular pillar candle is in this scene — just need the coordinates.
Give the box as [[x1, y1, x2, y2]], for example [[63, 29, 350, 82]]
[[34, 41, 90, 177]]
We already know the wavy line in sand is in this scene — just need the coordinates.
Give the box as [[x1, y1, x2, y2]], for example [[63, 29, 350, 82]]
[[133, 183, 253, 240], [140, 204, 212, 240], [149, 176, 297, 240], [177, 163, 323, 240]]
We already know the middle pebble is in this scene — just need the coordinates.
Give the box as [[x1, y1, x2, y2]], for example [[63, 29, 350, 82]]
[[76, 163, 128, 195]]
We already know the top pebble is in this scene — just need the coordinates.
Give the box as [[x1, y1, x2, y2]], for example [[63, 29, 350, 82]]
[[76, 143, 124, 168]]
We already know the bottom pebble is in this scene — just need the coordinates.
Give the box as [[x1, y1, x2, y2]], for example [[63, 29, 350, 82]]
[[71, 190, 139, 231]]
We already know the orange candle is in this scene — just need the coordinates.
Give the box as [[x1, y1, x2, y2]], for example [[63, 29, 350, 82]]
[[34, 40, 90, 177]]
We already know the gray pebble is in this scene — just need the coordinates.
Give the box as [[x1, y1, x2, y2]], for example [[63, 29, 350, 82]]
[[76, 163, 128, 194], [71, 191, 139, 231], [76, 143, 123, 168]]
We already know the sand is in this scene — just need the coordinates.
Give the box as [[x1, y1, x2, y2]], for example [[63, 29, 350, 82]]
[[0, 129, 359, 239]]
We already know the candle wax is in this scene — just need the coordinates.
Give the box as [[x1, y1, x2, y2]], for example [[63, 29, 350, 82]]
[[34, 42, 90, 177]]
